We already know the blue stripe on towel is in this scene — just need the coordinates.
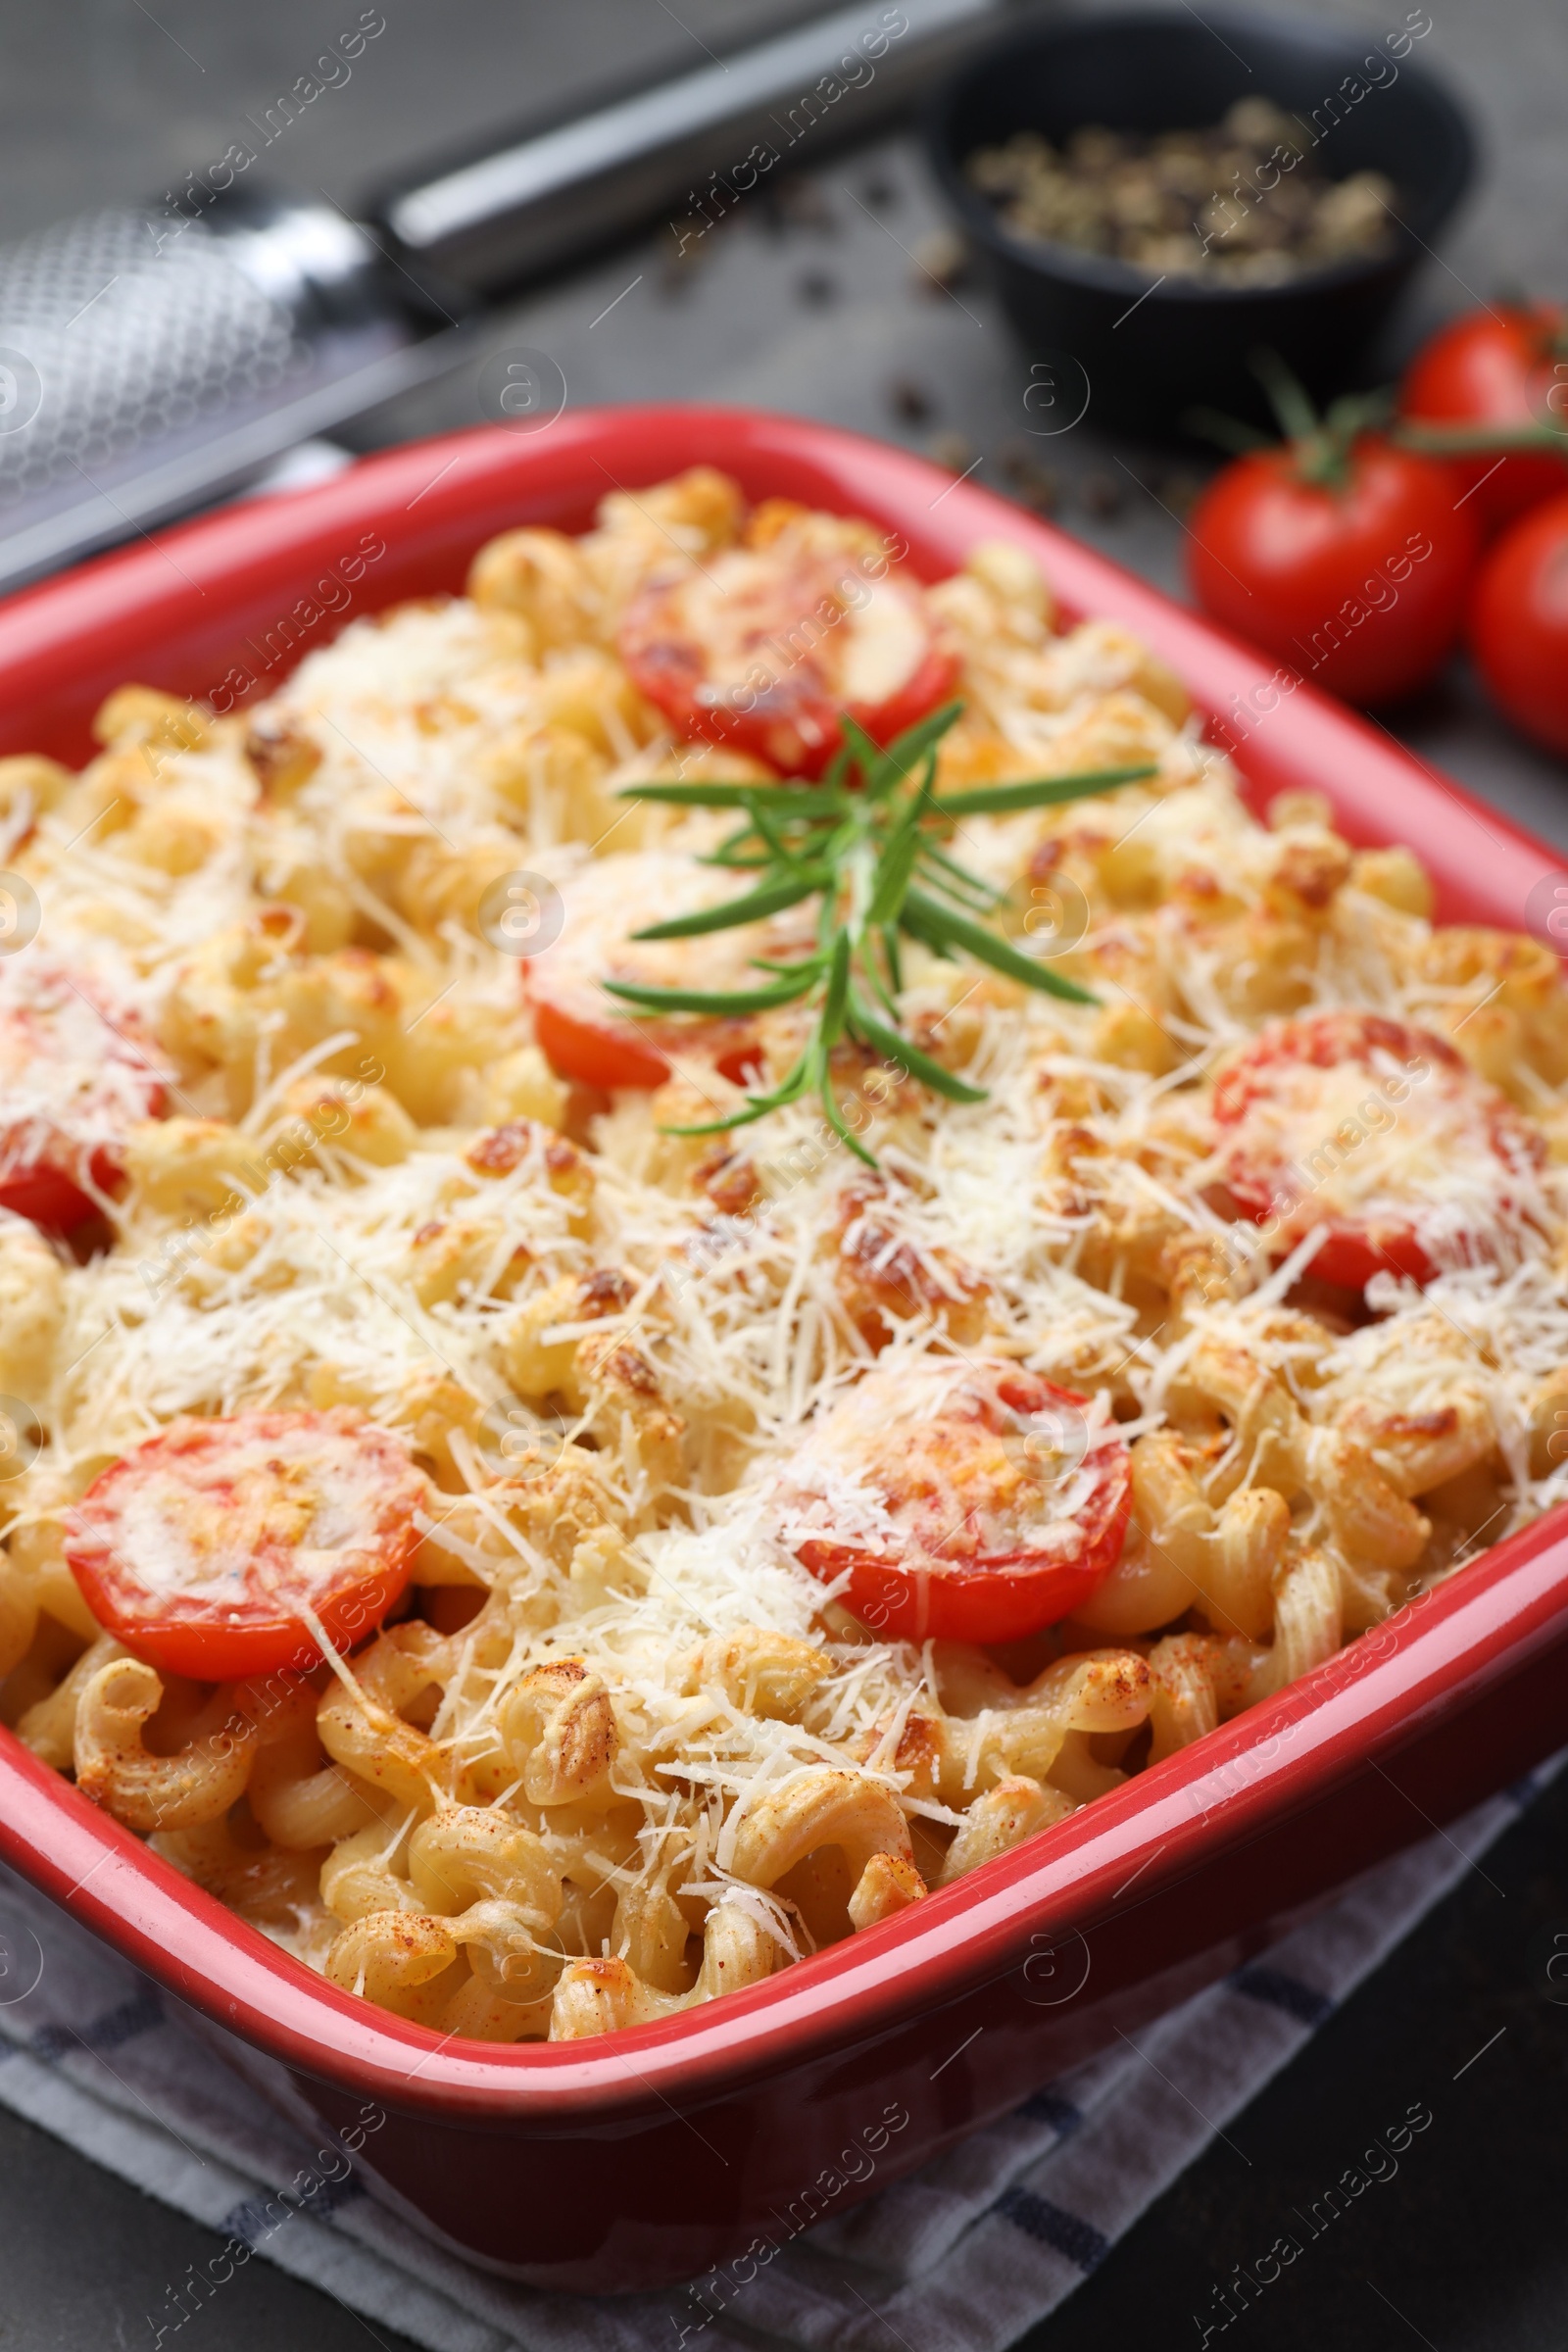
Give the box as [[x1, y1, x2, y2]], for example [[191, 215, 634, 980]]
[[1016, 2087, 1084, 2138], [220, 2170, 367, 2250], [996, 2186, 1109, 2272], [18, 1985, 165, 2069], [1230, 1965, 1332, 2027]]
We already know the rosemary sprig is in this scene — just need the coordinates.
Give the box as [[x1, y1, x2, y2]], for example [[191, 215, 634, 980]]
[[609, 702, 1152, 1163]]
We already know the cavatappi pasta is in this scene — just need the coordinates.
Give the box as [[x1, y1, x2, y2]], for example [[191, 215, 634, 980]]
[[4, 466, 1568, 2046]]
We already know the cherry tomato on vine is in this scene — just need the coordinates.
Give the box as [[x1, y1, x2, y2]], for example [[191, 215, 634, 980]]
[[1468, 491, 1568, 758], [1400, 303, 1568, 534], [1187, 430, 1478, 707], [66, 1410, 426, 1681], [1212, 1010, 1545, 1289], [786, 1359, 1131, 1643]]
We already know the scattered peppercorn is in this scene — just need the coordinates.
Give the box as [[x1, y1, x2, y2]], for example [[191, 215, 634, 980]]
[[926, 431, 976, 475], [889, 377, 935, 424], [911, 228, 969, 295], [772, 174, 837, 233], [998, 440, 1060, 513]]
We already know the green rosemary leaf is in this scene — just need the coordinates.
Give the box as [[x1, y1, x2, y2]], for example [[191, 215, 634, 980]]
[[747, 794, 825, 871], [832, 717, 895, 804], [699, 824, 773, 867], [763, 1046, 816, 1109], [821, 740, 855, 792], [809, 1032, 877, 1167], [865, 816, 925, 929], [863, 743, 940, 929], [929, 763, 1155, 817], [863, 949, 900, 1019], [849, 990, 987, 1102], [748, 952, 820, 973], [603, 967, 818, 1015], [661, 1098, 784, 1139], [876, 699, 966, 781], [632, 868, 828, 941], [917, 840, 1003, 909], [820, 1080, 877, 1167], [616, 781, 773, 808], [902, 887, 1097, 1004], [660, 1048, 814, 1139], [819, 930, 853, 1049], [619, 780, 845, 813]]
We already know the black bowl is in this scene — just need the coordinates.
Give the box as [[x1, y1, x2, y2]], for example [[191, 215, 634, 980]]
[[926, 7, 1476, 437]]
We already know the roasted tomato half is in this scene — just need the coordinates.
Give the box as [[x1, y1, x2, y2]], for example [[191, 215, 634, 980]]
[[617, 508, 956, 778], [525, 848, 804, 1092], [784, 1359, 1132, 1643], [0, 961, 170, 1230], [1211, 1009, 1546, 1289], [66, 1409, 427, 1681]]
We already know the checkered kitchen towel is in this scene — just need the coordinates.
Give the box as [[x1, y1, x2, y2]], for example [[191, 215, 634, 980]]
[[0, 1767, 1550, 2352]]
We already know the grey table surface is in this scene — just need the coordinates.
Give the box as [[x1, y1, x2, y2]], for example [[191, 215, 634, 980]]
[[1, 3, 1566, 2346]]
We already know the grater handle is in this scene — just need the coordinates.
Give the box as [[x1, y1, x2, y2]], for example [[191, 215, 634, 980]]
[[373, 0, 1011, 295]]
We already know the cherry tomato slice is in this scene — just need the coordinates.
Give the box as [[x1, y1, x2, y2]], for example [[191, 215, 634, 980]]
[[784, 1361, 1131, 1644], [525, 849, 809, 1092], [1468, 491, 1568, 758], [0, 961, 170, 1231], [532, 996, 674, 1093], [1400, 302, 1568, 534], [1212, 1010, 1545, 1289], [618, 530, 957, 778], [65, 1409, 426, 1682]]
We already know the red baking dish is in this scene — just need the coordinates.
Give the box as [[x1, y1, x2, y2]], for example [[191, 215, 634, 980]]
[[3, 408, 1567, 2294]]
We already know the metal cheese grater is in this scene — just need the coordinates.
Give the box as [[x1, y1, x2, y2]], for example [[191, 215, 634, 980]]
[[0, 191, 431, 589], [0, 0, 1012, 594]]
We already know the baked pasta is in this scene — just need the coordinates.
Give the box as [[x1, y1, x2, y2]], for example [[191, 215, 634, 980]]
[[3, 465, 1567, 2046]]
